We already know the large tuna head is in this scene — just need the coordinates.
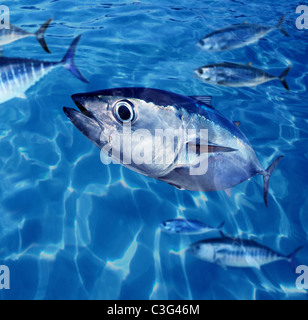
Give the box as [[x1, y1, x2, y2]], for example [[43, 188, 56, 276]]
[[63, 88, 185, 178]]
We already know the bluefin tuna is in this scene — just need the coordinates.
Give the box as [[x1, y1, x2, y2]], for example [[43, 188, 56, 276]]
[[198, 15, 289, 52], [63, 88, 283, 207], [194, 62, 292, 91], [188, 237, 303, 269], [160, 219, 225, 235], [0, 18, 53, 53], [0, 35, 88, 104]]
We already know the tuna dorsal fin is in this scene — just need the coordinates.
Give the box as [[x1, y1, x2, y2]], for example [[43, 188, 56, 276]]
[[233, 121, 241, 127], [189, 96, 214, 108], [188, 141, 237, 153]]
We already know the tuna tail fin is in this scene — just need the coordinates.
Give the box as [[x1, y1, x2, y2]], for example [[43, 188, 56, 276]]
[[34, 18, 53, 53], [217, 221, 225, 237], [278, 66, 292, 91], [287, 246, 303, 271], [262, 156, 283, 207], [277, 14, 290, 37], [61, 35, 89, 83]]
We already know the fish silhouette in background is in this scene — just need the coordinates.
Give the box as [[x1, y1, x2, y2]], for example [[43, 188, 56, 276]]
[[188, 237, 303, 269], [194, 62, 292, 91], [198, 15, 289, 52], [160, 219, 225, 235], [0, 18, 53, 54], [0, 35, 88, 104]]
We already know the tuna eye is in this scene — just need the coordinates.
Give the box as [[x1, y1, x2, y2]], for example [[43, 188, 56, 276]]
[[114, 100, 134, 123]]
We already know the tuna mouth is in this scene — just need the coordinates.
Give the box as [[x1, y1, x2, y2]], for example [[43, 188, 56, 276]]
[[71, 94, 93, 118], [63, 94, 105, 149], [63, 105, 100, 130], [63, 94, 100, 125], [63, 93, 102, 125]]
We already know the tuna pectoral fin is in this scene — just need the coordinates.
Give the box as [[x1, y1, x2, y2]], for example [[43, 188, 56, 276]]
[[224, 188, 232, 197], [61, 35, 89, 83], [167, 182, 185, 190], [35, 18, 53, 53], [279, 66, 292, 91], [216, 259, 228, 270], [188, 142, 237, 153], [277, 14, 290, 37], [262, 156, 283, 207]]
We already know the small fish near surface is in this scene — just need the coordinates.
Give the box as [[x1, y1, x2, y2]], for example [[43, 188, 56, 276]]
[[0, 18, 53, 54], [198, 15, 289, 52], [194, 62, 292, 91], [187, 237, 303, 269], [160, 219, 225, 235], [63, 88, 283, 207], [0, 35, 88, 104]]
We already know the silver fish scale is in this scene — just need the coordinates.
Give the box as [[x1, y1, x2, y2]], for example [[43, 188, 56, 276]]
[[0, 26, 29, 46], [0, 58, 56, 103], [215, 244, 281, 267]]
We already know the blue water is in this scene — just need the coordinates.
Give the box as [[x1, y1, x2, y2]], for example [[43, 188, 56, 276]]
[[0, 0, 307, 300]]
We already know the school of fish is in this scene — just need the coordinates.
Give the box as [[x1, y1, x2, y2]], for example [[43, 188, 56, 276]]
[[1, 15, 303, 271]]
